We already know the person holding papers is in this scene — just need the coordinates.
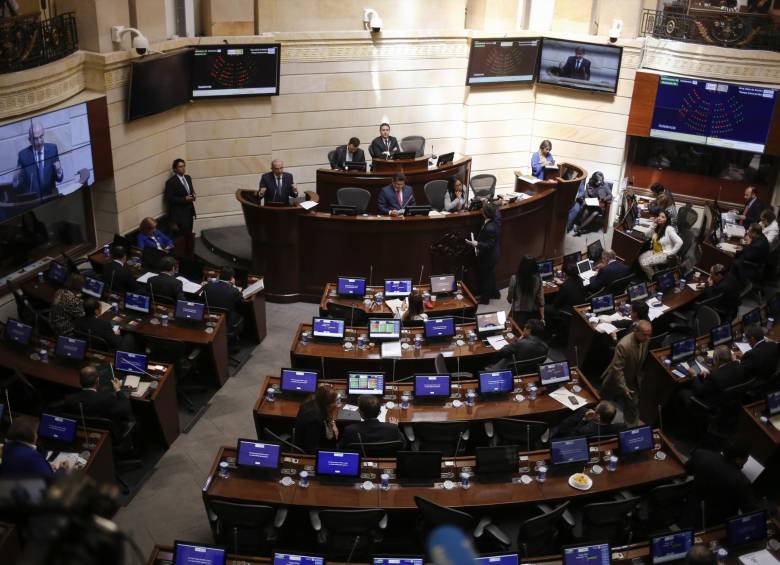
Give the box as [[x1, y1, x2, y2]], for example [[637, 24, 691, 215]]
[[466, 202, 501, 304], [733, 186, 766, 226], [63, 366, 133, 429], [444, 176, 467, 212], [550, 400, 622, 440], [137, 217, 174, 252], [368, 122, 400, 159], [571, 171, 612, 236], [677, 346, 744, 410], [339, 395, 405, 450], [377, 173, 415, 216], [506, 255, 544, 325], [736, 325, 778, 386], [638, 210, 683, 279], [530, 140, 554, 180], [203, 267, 244, 330], [148, 256, 184, 303]]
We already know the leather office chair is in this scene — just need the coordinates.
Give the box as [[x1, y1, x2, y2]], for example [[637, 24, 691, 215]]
[[510, 354, 548, 376], [206, 500, 287, 555], [605, 274, 635, 296], [410, 421, 468, 456], [414, 496, 510, 549], [328, 149, 337, 169], [263, 427, 305, 454], [638, 478, 695, 532], [326, 301, 368, 326], [61, 252, 96, 278], [572, 496, 640, 545], [73, 329, 113, 353], [485, 418, 548, 450], [470, 174, 496, 199], [516, 501, 571, 558], [434, 352, 472, 381], [336, 187, 371, 214], [141, 246, 167, 272], [309, 508, 387, 559], [401, 135, 425, 157], [677, 203, 699, 232], [344, 440, 404, 457], [143, 335, 204, 413], [423, 180, 448, 211], [6, 278, 42, 327]]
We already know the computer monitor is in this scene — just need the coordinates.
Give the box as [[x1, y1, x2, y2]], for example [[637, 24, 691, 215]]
[[710, 323, 733, 347], [742, 307, 762, 327], [280, 369, 318, 394], [337, 276, 366, 297], [670, 337, 695, 363], [536, 260, 554, 280], [175, 300, 205, 322], [655, 271, 676, 293], [478, 370, 513, 395], [650, 531, 693, 564], [311, 317, 345, 340], [124, 292, 151, 314], [384, 279, 413, 298], [423, 317, 455, 340], [47, 261, 68, 285], [174, 542, 227, 565], [430, 274, 456, 294], [618, 425, 653, 455], [550, 437, 590, 465], [627, 282, 649, 302], [405, 205, 432, 216], [476, 310, 506, 335], [82, 276, 105, 299], [331, 205, 357, 216], [562, 543, 611, 565], [55, 336, 87, 361], [563, 252, 581, 271], [726, 510, 767, 548], [344, 161, 367, 172], [4, 319, 32, 346], [273, 553, 325, 565], [395, 450, 442, 483], [115, 350, 148, 374], [374, 558, 423, 565], [368, 318, 401, 341], [392, 151, 417, 160], [315, 450, 360, 479], [347, 372, 385, 396], [587, 240, 604, 262], [591, 294, 614, 315], [414, 374, 451, 398], [236, 439, 281, 470], [436, 152, 455, 166], [539, 361, 571, 387], [38, 413, 77, 443], [475, 446, 518, 476], [767, 390, 780, 416], [475, 554, 519, 565]]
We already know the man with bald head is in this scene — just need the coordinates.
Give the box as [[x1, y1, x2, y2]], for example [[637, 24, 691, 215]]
[[600, 319, 652, 426], [258, 159, 298, 204], [13, 121, 63, 199]]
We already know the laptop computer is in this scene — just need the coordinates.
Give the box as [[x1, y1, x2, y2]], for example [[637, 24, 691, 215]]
[[273, 553, 324, 565], [475, 554, 519, 565], [437, 152, 455, 166], [430, 274, 456, 295], [392, 151, 417, 160], [3, 319, 33, 348], [539, 361, 571, 390], [82, 276, 105, 299], [618, 425, 653, 458], [235, 438, 281, 476], [577, 259, 596, 284], [726, 510, 767, 549], [115, 350, 148, 375], [174, 300, 206, 325], [710, 323, 733, 347], [395, 450, 442, 486], [331, 205, 357, 216], [478, 370, 513, 397], [741, 307, 762, 327], [336, 276, 366, 297], [650, 531, 693, 564], [562, 543, 611, 565], [311, 317, 345, 341], [315, 450, 360, 484], [368, 318, 401, 341], [669, 337, 700, 378], [475, 445, 518, 483], [55, 336, 87, 362], [279, 368, 318, 395], [405, 205, 432, 216], [38, 413, 77, 444], [587, 240, 604, 263], [591, 294, 615, 315], [344, 161, 367, 172], [423, 317, 455, 341], [123, 292, 151, 318], [537, 260, 554, 280], [173, 542, 227, 565], [413, 374, 451, 401], [549, 436, 590, 474], [627, 282, 649, 302], [476, 310, 506, 336], [563, 252, 581, 272], [384, 279, 413, 298]]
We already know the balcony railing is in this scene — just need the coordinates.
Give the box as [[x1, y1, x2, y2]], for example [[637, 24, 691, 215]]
[[641, 8, 780, 51], [0, 12, 78, 74]]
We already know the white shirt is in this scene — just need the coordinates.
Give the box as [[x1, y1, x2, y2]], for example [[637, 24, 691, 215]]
[[177, 174, 190, 195], [763, 220, 779, 251]]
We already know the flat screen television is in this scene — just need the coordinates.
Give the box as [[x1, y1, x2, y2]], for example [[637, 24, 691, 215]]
[[191, 44, 281, 98], [537, 38, 622, 94], [127, 49, 192, 121], [466, 38, 540, 86]]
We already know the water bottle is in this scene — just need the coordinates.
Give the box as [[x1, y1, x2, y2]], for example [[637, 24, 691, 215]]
[[679, 277, 686, 291], [460, 471, 470, 489], [299, 470, 309, 488], [622, 303, 631, 316], [528, 385, 537, 401], [466, 389, 476, 407], [358, 334, 367, 348], [375, 291, 384, 306], [301, 331, 310, 345], [103, 244, 110, 257], [467, 330, 477, 344], [607, 455, 618, 472], [40, 349, 48, 363], [218, 461, 230, 479], [401, 393, 410, 410], [266, 386, 277, 402], [414, 334, 423, 349], [380, 473, 390, 491], [716, 548, 728, 565], [536, 465, 547, 483], [37, 272, 44, 284], [161, 314, 169, 327], [111, 302, 119, 314], [767, 317, 774, 330], [655, 291, 664, 304]]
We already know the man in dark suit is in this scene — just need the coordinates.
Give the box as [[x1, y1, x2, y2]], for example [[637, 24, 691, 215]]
[[258, 159, 298, 204], [560, 47, 591, 80], [13, 122, 63, 199], [203, 267, 244, 330], [62, 366, 133, 428], [368, 122, 400, 159], [495, 319, 549, 365], [550, 401, 624, 439], [737, 324, 779, 385], [377, 172, 415, 216], [339, 395, 405, 450], [75, 298, 136, 352], [587, 250, 631, 293], [735, 186, 766, 226], [690, 345, 745, 405], [164, 159, 196, 253], [600, 320, 652, 426], [148, 256, 183, 303], [102, 245, 137, 294], [698, 263, 740, 321], [0, 415, 61, 479], [329, 137, 366, 170], [734, 223, 770, 281]]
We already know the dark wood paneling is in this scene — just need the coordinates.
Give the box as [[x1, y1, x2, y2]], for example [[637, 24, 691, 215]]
[[86, 97, 113, 182], [627, 72, 660, 138], [766, 93, 780, 156]]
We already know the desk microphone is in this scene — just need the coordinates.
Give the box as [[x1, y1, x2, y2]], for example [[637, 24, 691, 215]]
[[368, 265, 373, 289], [79, 402, 96, 450], [657, 404, 663, 434], [5, 389, 12, 423], [574, 345, 580, 371], [400, 192, 415, 213], [418, 265, 424, 288], [356, 431, 368, 460], [108, 268, 116, 295], [453, 430, 465, 461]]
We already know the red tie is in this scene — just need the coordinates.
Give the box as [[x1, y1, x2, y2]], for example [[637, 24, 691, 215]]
[[397, 190, 403, 208]]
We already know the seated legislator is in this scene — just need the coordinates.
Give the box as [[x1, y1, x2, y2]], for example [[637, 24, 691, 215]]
[[339, 395, 406, 450], [686, 545, 716, 565], [571, 171, 612, 236], [493, 318, 549, 366], [137, 216, 174, 252], [736, 324, 779, 386], [507, 255, 544, 325], [550, 400, 623, 440], [405, 292, 428, 325], [258, 159, 298, 204], [587, 249, 631, 293], [733, 186, 766, 226], [75, 298, 135, 352], [368, 122, 400, 159], [50, 273, 85, 336], [698, 263, 740, 321], [734, 223, 770, 282], [103, 245, 138, 294], [202, 267, 243, 328], [638, 210, 682, 279], [444, 175, 467, 212], [545, 263, 587, 340], [760, 208, 778, 251], [0, 415, 67, 479], [648, 182, 675, 216], [329, 137, 366, 170], [611, 300, 650, 342], [62, 366, 134, 428], [377, 172, 415, 216], [148, 256, 183, 303], [679, 345, 744, 409], [530, 139, 554, 180], [294, 385, 339, 454]]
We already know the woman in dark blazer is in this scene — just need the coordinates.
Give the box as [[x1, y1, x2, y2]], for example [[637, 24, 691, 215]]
[[467, 202, 501, 304], [294, 385, 339, 454]]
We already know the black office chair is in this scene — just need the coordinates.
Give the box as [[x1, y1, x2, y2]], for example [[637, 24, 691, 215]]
[[410, 421, 468, 456], [470, 174, 496, 199], [6, 278, 41, 327], [434, 352, 472, 381], [141, 246, 167, 272], [344, 440, 404, 457], [424, 180, 448, 211], [414, 496, 510, 550], [207, 500, 287, 555], [485, 418, 548, 451], [263, 427, 305, 454], [516, 501, 571, 558], [647, 331, 670, 350], [326, 302, 368, 326], [61, 252, 95, 278], [572, 496, 640, 545], [606, 274, 634, 296], [676, 203, 698, 232], [309, 508, 387, 559], [143, 335, 204, 413], [639, 478, 696, 532], [73, 329, 113, 353], [510, 354, 548, 376], [207, 304, 245, 361], [178, 256, 206, 282], [401, 135, 426, 157], [337, 187, 371, 214], [327, 149, 338, 169]]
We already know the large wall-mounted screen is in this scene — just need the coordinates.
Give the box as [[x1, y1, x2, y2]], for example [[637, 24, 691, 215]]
[[191, 44, 281, 98], [466, 38, 540, 86], [128, 49, 192, 121], [537, 38, 623, 94]]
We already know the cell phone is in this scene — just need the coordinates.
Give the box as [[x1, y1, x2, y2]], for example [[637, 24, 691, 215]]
[[568, 395, 579, 405]]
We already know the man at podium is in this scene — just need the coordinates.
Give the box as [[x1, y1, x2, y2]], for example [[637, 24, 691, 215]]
[[369, 123, 400, 159], [378, 172, 415, 216], [258, 159, 298, 204], [13, 121, 63, 200]]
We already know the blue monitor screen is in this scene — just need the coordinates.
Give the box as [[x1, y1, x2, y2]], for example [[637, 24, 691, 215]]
[[563, 544, 611, 565], [312, 317, 345, 339], [236, 440, 280, 470], [47, 262, 67, 285], [374, 558, 424, 565], [82, 276, 105, 298], [591, 294, 614, 315], [479, 371, 513, 394], [316, 450, 360, 477], [175, 300, 205, 322], [587, 240, 603, 262], [4, 319, 32, 346], [627, 282, 648, 302], [424, 318, 455, 339], [551, 437, 589, 465], [280, 369, 318, 393], [115, 350, 147, 374], [414, 375, 450, 397], [274, 554, 325, 565], [476, 554, 519, 565], [55, 336, 87, 361], [650, 76, 777, 153], [726, 511, 767, 547], [619, 426, 653, 454], [174, 543, 226, 565], [38, 413, 77, 442], [711, 323, 733, 347], [539, 361, 571, 386], [768, 390, 780, 416], [384, 279, 413, 297], [537, 260, 554, 278], [337, 276, 366, 297], [656, 271, 675, 293], [430, 274, 456, 294], [124, 292, 151, 314], [670, 338, 695, 363], [348, 372, 385, 396], [742, 307, 761, 327], [651, 531, 693, 564]]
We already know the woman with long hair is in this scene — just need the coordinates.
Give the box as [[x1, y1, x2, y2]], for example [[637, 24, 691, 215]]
[[293, 385, 339, 454], [638, 210, 683, 279], [444, 175, 467, 212], [531, 140, 554, 180], [507, 255, 544, 326]]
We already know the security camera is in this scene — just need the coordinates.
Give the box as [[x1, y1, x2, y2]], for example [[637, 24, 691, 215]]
[[111, 25, 151, 55], [363, 9, 382, 33], [132, 34, 149, 55], [608, 19, 623, 44]]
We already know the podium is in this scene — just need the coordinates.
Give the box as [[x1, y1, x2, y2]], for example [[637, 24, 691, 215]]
[[371, 155, 431, 174]]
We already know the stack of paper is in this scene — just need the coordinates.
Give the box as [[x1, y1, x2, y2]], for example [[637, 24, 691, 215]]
[[135, 272, 155, 283], [724, 223, 745, 238], [549, 387, 587, 410], [131, 382, 151, 398], [595, 322, 618, 334], [738, 550, 779, 565], [717, 242, 741, 254], [242, 278, 265, 299], [381, 341, 403, 358], [176, 276, 203, 294], [486, 335, 508, 350]]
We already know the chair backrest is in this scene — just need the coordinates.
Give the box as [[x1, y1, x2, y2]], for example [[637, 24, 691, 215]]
[[143, 335, 188, 364], [400, 135, 426, 157], [606, 274, 634, 296], [424, 180, 448, 212], [646, 478, 695, 530], [720, 378, 756, 409], [517, 501, 570, 557], [412, 421, 468, 456], [263, 427, 305, 454], [677, 203, 699, 231], [345, 440, 404, 457], [512, 354, 548, 376], [328, 150, 337, 167], [414, 496, 474, 532], [207, 499, 278, 553], [326, 302, 368, 326], [57, 412, 119, 439], [470, 174, 496, 199], [694, 305, 721, 336], [492, 419, 548, 450], [434, 352, 448, 374], [337, 187, 371, 214], [581, 497, 640, 544], [73, 329, 113, 353], [648, 332, 669, 350], [319, 508, 387, 535]]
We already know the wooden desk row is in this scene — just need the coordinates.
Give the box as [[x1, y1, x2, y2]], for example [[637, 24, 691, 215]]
[[739, 399, 780, 471]]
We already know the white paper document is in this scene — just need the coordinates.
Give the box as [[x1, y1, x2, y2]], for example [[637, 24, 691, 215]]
[[136, 271, 156, 283], [299, 200, 318, 210], [735, 342, 752, 354], [718, 242, 741, 254], [724, 223, 745, 238], [739, 550, 780, 565], [741, 455, 765, 483], [242, 278, 265, 299], [176, 276, 203, 294], [378, 405, 388, 423], [381, 341, 403, 358], [486, 335, 508, 350], [519, 175, 540, 184], [549, 387, 587, 411], [124, 375, 141, 389], [584, 197, 600, 207], [595, 322, 619, 334], [131, 382, 151, 398]]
